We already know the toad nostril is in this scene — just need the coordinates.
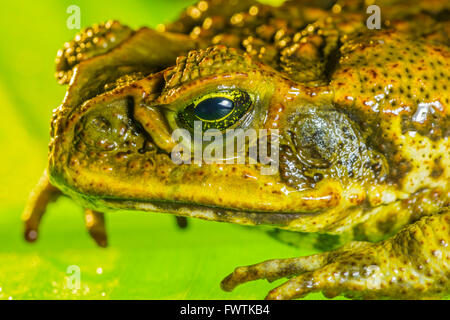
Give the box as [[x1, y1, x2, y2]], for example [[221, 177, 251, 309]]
[[138, 140, 156, 154]]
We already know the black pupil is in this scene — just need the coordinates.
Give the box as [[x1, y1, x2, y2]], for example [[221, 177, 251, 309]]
[[194, 97, 234, 121]]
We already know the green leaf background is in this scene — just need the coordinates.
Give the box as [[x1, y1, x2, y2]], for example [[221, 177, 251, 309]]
[[0, 0, 335, 299]]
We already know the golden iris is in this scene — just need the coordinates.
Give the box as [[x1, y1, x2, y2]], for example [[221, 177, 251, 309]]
[[177, 89, 252, 131]]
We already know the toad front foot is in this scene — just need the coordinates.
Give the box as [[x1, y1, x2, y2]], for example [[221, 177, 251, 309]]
[[221, 212, 450, 300]]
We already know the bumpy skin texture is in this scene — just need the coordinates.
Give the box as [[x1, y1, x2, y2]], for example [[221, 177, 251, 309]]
[[23, 0, 449, 299]]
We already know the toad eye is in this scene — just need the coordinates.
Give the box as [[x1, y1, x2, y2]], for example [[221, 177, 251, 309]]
[[195, 97, 234, 120], [177, 89, 253, 131]]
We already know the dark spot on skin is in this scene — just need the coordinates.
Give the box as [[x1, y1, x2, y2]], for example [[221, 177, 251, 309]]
[[431, 157, 444, 178], [400, 105, 448, 141]]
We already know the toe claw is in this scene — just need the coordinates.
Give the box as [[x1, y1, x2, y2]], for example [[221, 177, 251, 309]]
[[220, 266, 247, 292], [24, 228, 38, 243], [89, 230, 108, 248], [175, 216, 188, 229], [221, 255, 328, 294]]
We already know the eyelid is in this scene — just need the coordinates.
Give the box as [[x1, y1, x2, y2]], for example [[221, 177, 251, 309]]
[[192, 91, 235, 106]]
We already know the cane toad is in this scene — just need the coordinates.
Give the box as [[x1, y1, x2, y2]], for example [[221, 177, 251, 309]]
[[23, 0, 449, 299]]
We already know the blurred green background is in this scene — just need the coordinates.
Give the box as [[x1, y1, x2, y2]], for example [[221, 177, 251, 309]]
[[0, 0, 333, 299]]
